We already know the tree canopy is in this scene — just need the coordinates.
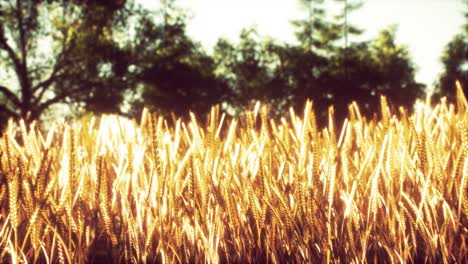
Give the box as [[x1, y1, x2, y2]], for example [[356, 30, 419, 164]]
[[129, 4, 230, 118], [0, 0, 137, 124], [0, 0, 442, 130], [436, 0, 468, 101], [213, 1, 424, 124]]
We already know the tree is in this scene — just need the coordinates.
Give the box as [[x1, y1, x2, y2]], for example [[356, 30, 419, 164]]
[[212, 1, 423, 124], [53, 1, 136, 115], [0, 0, 133, 126], [264, 40, 328, 118], [333, 0, 363, 49], [213, 29, 274, 114], [286, 1, 424, 125], [369, 27, 425, 108], [128, 3, 230, 118], [320, 27, 425, 122], [287, 0, 367, 124], [436, 1, 468, 101], [293, 0, 341, 53]]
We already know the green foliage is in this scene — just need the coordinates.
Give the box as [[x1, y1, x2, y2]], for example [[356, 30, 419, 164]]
[[0, 0, 429, 128], [129, 6, 230, 118], [369, 27, 425, 107], [290, 1, 424, 123], [214, 1, 424, 125], [53, 2, 134, 114], [436, 1, 468, 100], [213, 29, 276, 114], [0, 0, 134, 123], [293, 0, 340, 53]]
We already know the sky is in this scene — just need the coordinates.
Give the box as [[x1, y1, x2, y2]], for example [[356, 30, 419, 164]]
[[139, 0, 466, 89]]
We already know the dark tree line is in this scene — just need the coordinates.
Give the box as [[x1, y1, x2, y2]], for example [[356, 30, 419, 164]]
[[0, 0, 463, 130], [212, 0, 425, 124], [434, 0, 468, 102]]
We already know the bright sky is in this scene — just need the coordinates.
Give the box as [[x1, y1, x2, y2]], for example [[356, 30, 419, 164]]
[[139, 0, 466, 89]]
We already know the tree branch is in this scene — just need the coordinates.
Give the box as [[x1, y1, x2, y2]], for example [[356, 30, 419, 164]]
[[15, 0, 33, 107], [16, 0, 27, 66], [0, 85, 21, 106], [0, 33, 23, 79], [0, 103, 19, 119], [32, 69, 61, 104], [33, 20, 79, 105], [35, 92, 70, 117]]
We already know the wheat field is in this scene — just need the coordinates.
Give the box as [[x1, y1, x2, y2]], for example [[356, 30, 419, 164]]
[[1, 86, 468, 263]]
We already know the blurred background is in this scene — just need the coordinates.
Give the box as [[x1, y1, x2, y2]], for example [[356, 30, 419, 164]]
[[0, 0, 467, 130]]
